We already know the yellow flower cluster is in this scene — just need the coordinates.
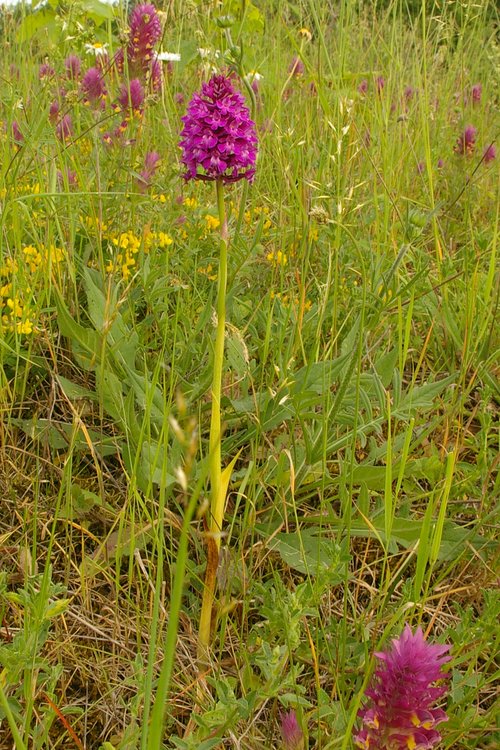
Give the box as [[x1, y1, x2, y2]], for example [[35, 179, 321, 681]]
[[104, 227, 173, 280], [0, 243, 64, 335], [270, 290, 312, 311], [198, 263, 217, 281], [245, 205, 272, 232], [266, 249, 288, 267], [23, 243, 65, 273]]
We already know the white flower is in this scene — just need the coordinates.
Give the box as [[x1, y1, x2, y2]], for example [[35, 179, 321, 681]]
[[84, 42, 109, 57], [245, 71, 263, 83], [156, 52, 181, 62]]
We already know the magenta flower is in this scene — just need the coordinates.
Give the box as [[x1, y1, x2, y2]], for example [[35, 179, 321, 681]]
[[376, 75, 385, 94], [128, 3, 162, 65], [470, 83, 482, 105], [483, 143, 496, 164], [280, 709, 304, 750], [289, 56, 305, 77], [355, 625, 450, 750], [56, 114, 73, 141], [137, 150, 161, 191], [179, 74, 258, 184], [65, 54, 81, 80], [57, 168, 78, 188], [49, 99, 60, 123], [12, 121, 24, 144], [118, 78, 145, 113], [81, 67, 107, 106], [454, 125, 477, 156], [358, 79, 368, 95], [39, 62, 55, 80]]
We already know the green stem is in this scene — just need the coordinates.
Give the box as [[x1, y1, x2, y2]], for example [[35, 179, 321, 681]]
[[209, 178, 228, 537], [198, 178, 228, 656]]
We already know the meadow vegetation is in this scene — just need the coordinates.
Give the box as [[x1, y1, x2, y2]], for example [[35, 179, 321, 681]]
[[0, 0, 498, 748]]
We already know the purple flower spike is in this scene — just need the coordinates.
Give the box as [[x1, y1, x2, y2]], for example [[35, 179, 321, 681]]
[[280, 709, 304, 750], [471, 83, 482, 105], [358, 79, 368, 95], [355, 625, 450, 750], [454, 125, 477, 156], [376, 75, 385, 94], [289, 56, 305, 77], [56, 114, 73, 141], [119, 78, 145, 112], [12, 120, 23, 145], [483, 143, 496, 164], [179, 74, 258, 184], [65, 54, 81, 80], [39, 62, 55, 80], [81, 66, 107, 105], [129, 3, 162, 64], [137, 150, 161, 191]]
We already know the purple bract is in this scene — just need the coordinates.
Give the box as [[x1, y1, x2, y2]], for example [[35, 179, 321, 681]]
[[179, 74, 258, 184], [454, 125, 477, 156], [280, 709, 304, 750], [354, 624, 450, 750], [129, 3, 162, 65]]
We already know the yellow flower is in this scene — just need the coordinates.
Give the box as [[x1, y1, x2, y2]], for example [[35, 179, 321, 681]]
[[204, 214, 220, 232], [157, 231, 173, 248], [267, 249, 288, 267]]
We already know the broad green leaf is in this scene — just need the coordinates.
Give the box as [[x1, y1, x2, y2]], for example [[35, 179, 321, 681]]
[[269, 529, 348, 580], [55, 290, 101, 371]]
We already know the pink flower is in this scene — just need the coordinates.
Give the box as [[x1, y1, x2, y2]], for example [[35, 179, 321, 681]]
[[65, 54, 81, 80], [289, 56, 305, 77], [12, 120, 23, 144], [179, 74, 258, 183], [118, 78, 145, 113], [56, 114, 73, 141], [471, 83, 482, 105], [57, 168, 78, 188], [81, 67, 107, 106], [39, 62, 55, 80], [128, 3, 162, 64], [376, 75, 385, 94], [358, 79, 368, 95], [355, 625, 450, 750], [483, 143, 496, 164], [454, 125, 477, 156], [49, 99, 60, 123], [137, 150, 160, 192], [280, 709, 304, 750]]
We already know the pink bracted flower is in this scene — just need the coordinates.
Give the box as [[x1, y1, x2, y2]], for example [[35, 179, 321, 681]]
[[81, 66, 107, 106], [355, 625, 451, 750], [65, 54, 81, 80], [483, 143, 496, 164], [280, 709, 304, 750], [179, 74, 258, 184], [128, 3, 162, 65], [454, 125, 477, 156], [118, 78, 145, 113]]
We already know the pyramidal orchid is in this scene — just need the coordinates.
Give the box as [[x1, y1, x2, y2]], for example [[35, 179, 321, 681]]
[[180, 73, 257, 658], [179, 74, 257, 183], [355, 625, 451, 750]]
